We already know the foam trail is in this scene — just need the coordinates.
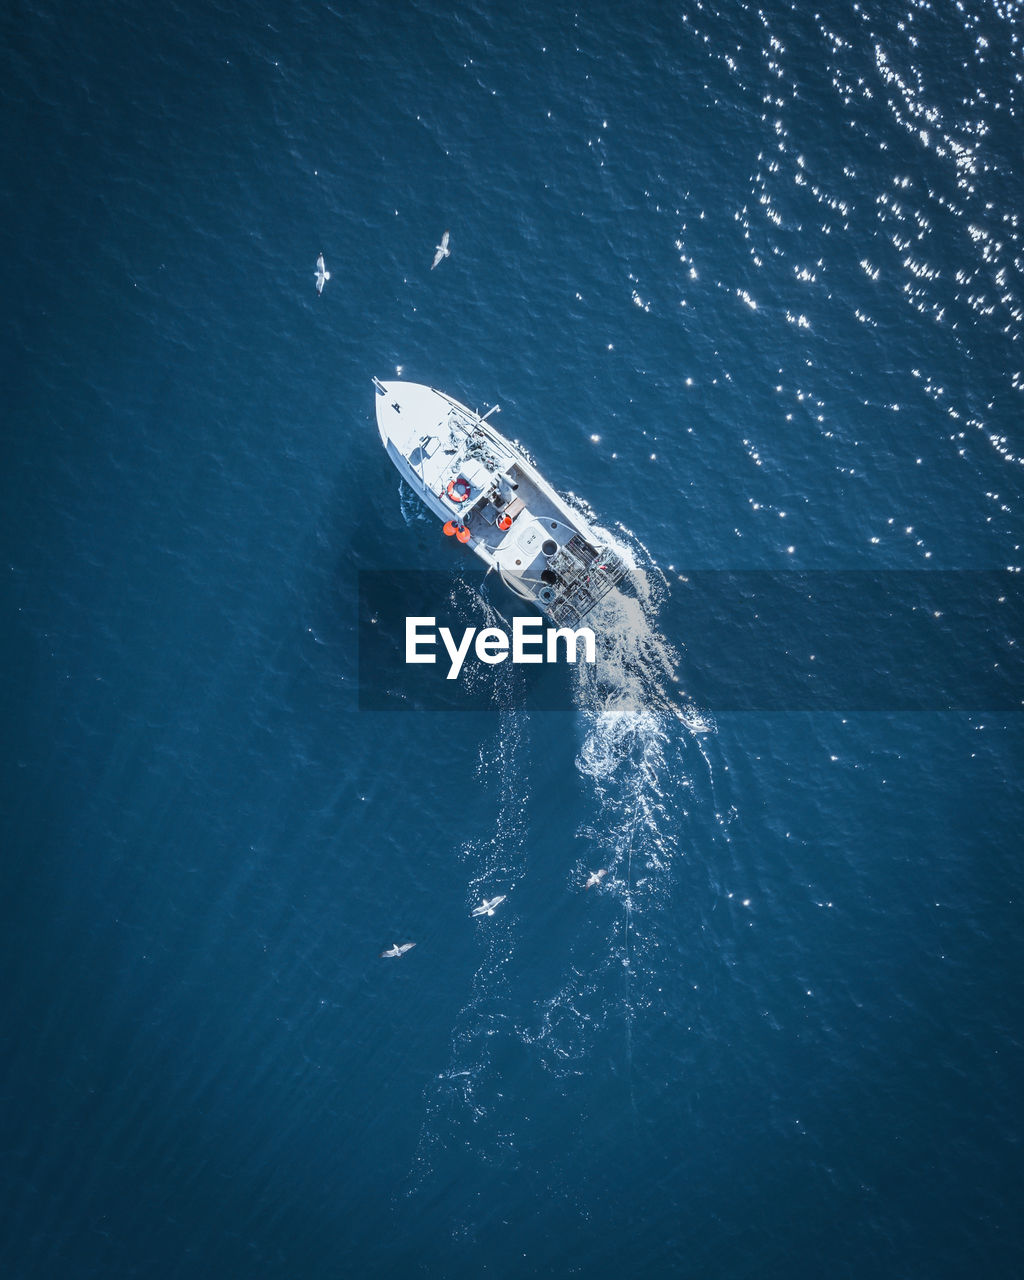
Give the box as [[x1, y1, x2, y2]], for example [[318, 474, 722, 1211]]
[[405, 594, 532, 1194], [406, 530, 718, 1193], [520, 526, 716, 1087]]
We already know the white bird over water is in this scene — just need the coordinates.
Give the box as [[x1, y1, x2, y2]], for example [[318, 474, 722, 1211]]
[[585, 869, 607, 890], [380, 942, 416, 958], [470, 895, 505, 918], [315, 253, 330, 295], [431, 230, 450, 270]]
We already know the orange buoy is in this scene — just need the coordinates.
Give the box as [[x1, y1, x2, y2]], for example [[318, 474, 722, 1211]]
[[447, 476, 471, 503], [443, 520, 458, 537], [497, 515, 512, 531], [456, 525, 472, 543]]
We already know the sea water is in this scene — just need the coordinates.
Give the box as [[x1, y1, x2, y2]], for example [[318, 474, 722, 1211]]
[[1, 0, 1022, 1276]]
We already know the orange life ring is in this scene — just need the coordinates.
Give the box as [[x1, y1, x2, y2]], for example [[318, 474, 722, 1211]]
[[447, 476, 471, 503]]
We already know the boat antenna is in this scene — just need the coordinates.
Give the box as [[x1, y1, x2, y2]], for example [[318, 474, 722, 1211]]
[[480, 404, 501, 423]]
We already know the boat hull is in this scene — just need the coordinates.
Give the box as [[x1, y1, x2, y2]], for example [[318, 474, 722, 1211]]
[[374, 379, 627, 625]]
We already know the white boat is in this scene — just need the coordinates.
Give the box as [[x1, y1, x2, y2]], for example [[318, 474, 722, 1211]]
[[373, 378, 628, 626]]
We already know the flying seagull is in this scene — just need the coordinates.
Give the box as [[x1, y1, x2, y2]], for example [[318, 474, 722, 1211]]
[[470, 895, 506, 918], [431, 230, 450, 270], [380, 942, 416, 958], [315, 253, 330, 295], [585, 869, 607, 890]]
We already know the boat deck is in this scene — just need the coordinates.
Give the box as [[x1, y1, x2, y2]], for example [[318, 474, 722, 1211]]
[[374, 378, 628, 625]]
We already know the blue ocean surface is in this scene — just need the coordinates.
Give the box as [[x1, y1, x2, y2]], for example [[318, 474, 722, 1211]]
[[2, 1, 1022, 1276]]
